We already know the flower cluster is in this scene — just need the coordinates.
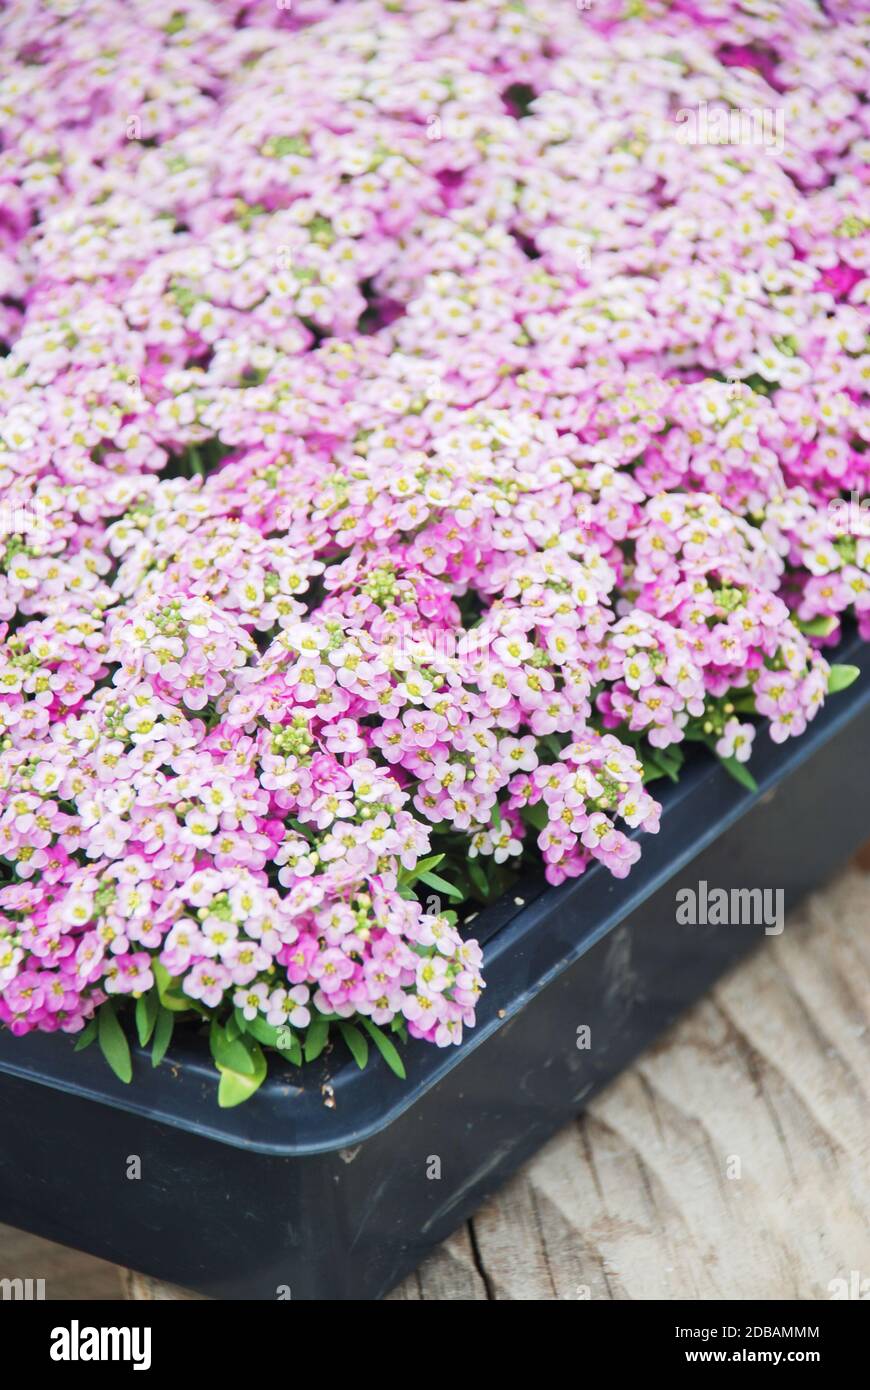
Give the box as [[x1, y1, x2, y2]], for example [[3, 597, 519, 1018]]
[[0, 0, 866, 1097]]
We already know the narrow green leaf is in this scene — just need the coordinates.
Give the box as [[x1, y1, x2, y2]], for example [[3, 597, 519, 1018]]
[[647, 745, 683, 782], [410, 853, 445, 877], [303, 1015, 330, 1063], [828, 663, 860, 694], [151, 1006, 174, 1068], [361, 1019, 406, 1080], [135, 990, 159, 1047], [338, 1022, 369, 1070], [720, 755, 759, 793], [98, 1002, 132, 1084], [656, 745, 684, 771], [276, 1029, 303, 1066], [467, 858, 489, 897], [418, 870, 463, 901], [73, 1019, 98, 1052]]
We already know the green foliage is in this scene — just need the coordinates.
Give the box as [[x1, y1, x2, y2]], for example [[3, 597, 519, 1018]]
[[641, 744, 685, 785], [361, 1019, 406, 1079], [135, 990, 159, 1047], [151, 1006, 174, 1068], [520, 800, 549, 831], [417, 869, 463, 900], [720, 756, 759, 794], [828, 664, 860, 694], [97, 1001, 132, 1084], [210, 1020, 267, 1108], [73, 1019, 97, 1052], [152, 960, 192, 1013], [797, 615, 838, 637], [338, 1022, 369, 1070], [303, 1015, 330, 1064]]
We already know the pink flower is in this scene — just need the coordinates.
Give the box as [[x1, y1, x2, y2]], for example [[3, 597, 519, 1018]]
[[0, 0, 859, 1072], [184, 961, 232, 1009], [715, 718, 756, 763]]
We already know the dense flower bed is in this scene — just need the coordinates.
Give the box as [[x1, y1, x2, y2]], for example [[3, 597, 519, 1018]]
[[0, 0, 866, 1102]]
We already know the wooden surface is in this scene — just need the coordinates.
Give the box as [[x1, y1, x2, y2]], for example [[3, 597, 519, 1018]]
[[2, 861, 868, 1301]]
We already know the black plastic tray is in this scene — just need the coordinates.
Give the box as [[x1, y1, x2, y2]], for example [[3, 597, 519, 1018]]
[[0, 631, 867, 1298]]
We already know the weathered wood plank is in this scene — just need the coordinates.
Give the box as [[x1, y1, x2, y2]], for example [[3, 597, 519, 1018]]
[[120, 1270, 205, 1300], [0, 1224, 124, 1301], [385, 1226, 488, 1301], [464, 867, 870, 1300]]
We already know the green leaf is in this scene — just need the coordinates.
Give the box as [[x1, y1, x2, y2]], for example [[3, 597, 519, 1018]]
[[418, 870, 463, 901], [210, 1020, 258, 1075], [410, 853, 445, 877], [338, 1022, 369, 1070], [98, 1002, 132, 1084], [656, 745, 684, 771], [797, 615, 838, 637], [520, 800, 549, 831], [828, 663, 860, 694], [361, 1020, 406, 1080], [226, 1009, 244, 1042], [641, 756, 667, 785], [732, 696, 757, 715], [151, 1006, 174, 1068], [216, 1040, 267, 1108], [491, 800, 502, 830], [467, 858, 489, 897], [135, 990, 159, 1047], [246, 1015, 281, 1048], [639, 743, 685, 784], [73, 1019, 98, 1052], [303, 1015, 330, 1063], [276, 1028, 303, 1066], [152, 959, 192, 1013], [720, 756, 759, 793]]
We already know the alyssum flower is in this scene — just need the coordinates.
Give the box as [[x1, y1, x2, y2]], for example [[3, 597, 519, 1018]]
[[0, 0, 865, 1104]]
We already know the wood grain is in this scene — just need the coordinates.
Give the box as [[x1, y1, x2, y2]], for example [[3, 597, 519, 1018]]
[[119, 1270, 205, 1301], [0, 1224, 123, 1301], [431, 866, 870, 1301], [2, 861, 868, 1302]]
